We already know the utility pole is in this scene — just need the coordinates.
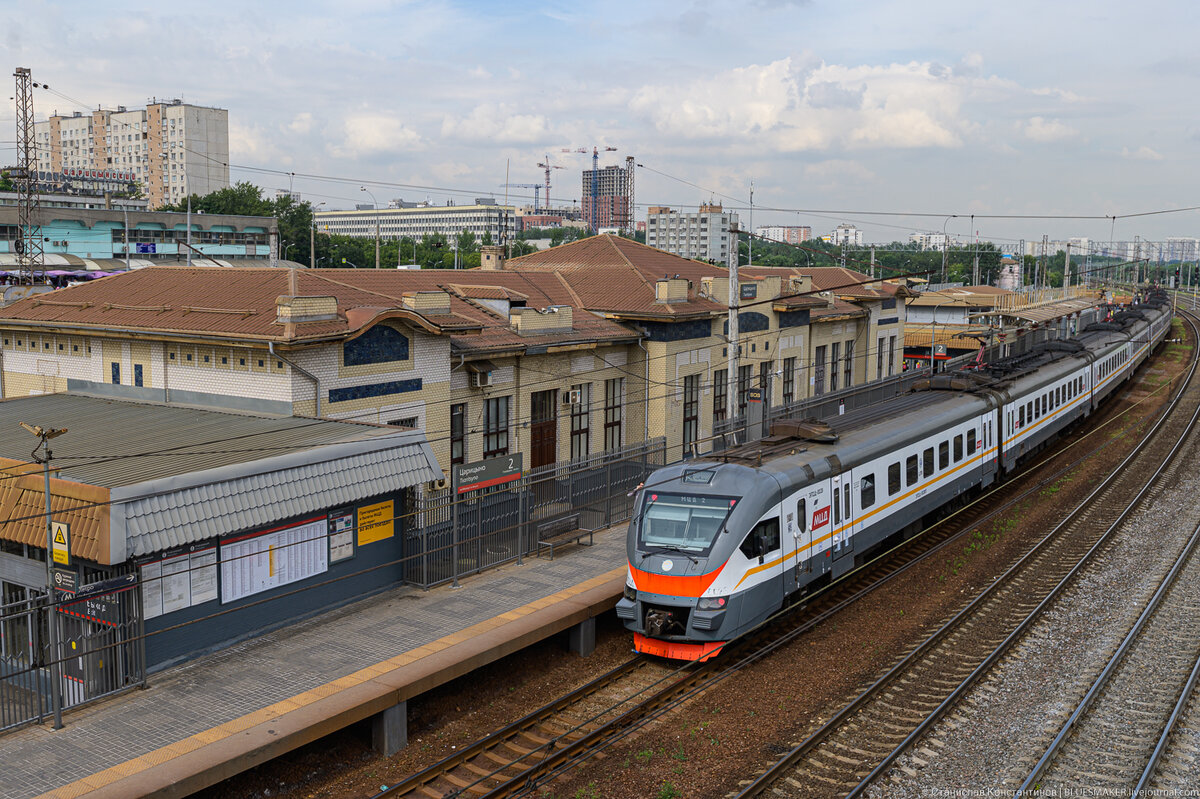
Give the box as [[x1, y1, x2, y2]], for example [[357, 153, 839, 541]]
[[748, 182, 753, 267], [727, 224, 740, 429], [186, 195, 192, 268], [21, 423, 68, 730], [13, 67, 44, 285], [870, 246, 876, 279], [1063, 243, 1071, 297]]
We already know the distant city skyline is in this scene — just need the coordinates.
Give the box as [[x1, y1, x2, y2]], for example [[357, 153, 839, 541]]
[[4, 0, 1197, 249]]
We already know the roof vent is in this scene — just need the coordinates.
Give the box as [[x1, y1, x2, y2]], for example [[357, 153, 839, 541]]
[[654, 277, 689, 304], [510, 305, 573, 336], [402, 291, 451, 315]]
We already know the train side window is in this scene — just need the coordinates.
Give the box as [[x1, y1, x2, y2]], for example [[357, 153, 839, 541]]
[[843, 486, 851, 520], [861, 475, 875, 508], [1019, 406, 1025, 428], [833, 486, 841, 525], [923, 447, 934, 476], [906, 455, 918, 486], [888, 463, 901, 495], [797, 499, 807, 533], [954, 434, 963, 461], [739, 518, 780, 560], [938, 441, 949, 470], [967, 429, 978, 455]]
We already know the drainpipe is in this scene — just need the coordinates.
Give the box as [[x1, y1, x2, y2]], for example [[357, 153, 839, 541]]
[[637, 336, 650, 446], [268, 341, 321, 417]]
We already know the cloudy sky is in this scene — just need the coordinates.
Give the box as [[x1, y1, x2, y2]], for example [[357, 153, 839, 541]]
[[5, 0, 1199, 250]]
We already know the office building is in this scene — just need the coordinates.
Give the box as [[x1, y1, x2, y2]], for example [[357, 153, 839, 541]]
[[315, 202, 516, 244], [33, 100, 230, 209]]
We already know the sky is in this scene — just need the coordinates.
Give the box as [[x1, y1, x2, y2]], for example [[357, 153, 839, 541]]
[[5, 0, 1200, 252]]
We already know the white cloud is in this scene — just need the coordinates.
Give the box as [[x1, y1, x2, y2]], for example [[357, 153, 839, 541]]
[[1024, 116, 1078, 142], [441, 104, 549, 144], [629, 56, 967, 151], [1122, 145, 1163, 160], [329, 114, 423, 159], [288, 113, 313, 135]]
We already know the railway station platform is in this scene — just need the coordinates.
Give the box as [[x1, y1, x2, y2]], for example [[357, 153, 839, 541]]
[[3, 527, 627, 799]]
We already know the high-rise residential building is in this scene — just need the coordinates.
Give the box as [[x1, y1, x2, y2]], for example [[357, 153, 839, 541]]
[[33, 99, 230, 209], [909, 232, 952, 250], [581, 164, 633, 231], [832, 224, 864, 246], [756, 225, 811, 245], [645, 204, 739, 267]]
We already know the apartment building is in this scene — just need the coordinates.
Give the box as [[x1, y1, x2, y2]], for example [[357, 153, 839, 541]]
[[34, 100, 229, 209], [645, 204, 739, 268], [756, 225, 812, 245], [832, 224, 864, 246]]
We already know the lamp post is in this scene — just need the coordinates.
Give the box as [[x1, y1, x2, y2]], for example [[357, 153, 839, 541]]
[[282, 242, 295, 262], [360, 187, 380, 269], [20, 422, 67, 730], [310, 201, 325, 269]]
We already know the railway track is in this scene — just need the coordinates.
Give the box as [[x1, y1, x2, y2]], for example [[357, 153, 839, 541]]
[[731, 311, 1200, 798], [1017, 520, 1200, 792], [368, 316, 1192, 799]]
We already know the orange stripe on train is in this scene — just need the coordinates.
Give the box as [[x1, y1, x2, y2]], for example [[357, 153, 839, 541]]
[[630, 562, 725, 597]]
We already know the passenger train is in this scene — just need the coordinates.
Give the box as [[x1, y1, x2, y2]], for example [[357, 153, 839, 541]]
[[617, 289, 1174, 661]]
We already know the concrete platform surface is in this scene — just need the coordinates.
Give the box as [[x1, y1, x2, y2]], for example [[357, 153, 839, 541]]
[[0, 529, 627, 799]]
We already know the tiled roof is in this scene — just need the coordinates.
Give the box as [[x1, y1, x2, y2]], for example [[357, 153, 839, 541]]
[[0, 266, 635, 353], [508, 235, 727, 317]]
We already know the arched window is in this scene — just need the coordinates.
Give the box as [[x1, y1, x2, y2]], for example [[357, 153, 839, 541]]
[[343, 325, 409, 366]]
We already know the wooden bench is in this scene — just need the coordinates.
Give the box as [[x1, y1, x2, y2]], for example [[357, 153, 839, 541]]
[[536, 513, 594, 560]]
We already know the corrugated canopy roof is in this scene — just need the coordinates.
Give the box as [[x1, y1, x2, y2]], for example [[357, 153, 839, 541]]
[[0, 394, 439, 563]]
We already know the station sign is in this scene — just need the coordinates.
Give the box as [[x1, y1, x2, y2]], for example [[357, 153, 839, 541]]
[[453, 454, 523, 494]]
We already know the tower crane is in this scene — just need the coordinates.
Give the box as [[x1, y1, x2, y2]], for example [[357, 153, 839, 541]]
[[562, 145, 617, 231], [499, 183, 543, 209], [536, 154, 564, 212]]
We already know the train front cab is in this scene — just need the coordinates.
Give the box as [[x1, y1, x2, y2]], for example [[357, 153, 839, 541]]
[[617, 467, 790, 662]]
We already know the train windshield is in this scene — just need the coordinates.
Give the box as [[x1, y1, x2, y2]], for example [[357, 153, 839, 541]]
[[638, 492, 738, 553]]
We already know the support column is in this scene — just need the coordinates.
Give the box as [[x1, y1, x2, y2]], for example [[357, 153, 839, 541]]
[[372, 700, 408, 756], [568, 616, 596, 657]]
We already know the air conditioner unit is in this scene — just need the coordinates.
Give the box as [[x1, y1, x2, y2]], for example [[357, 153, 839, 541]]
[[562, 389, 583, 405], [428, 477, 449, 492], [470, 370, 493, 388]]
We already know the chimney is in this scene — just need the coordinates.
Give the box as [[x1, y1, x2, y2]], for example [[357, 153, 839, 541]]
[[276, 295, 339, 324], [480, 245, 505, 271]]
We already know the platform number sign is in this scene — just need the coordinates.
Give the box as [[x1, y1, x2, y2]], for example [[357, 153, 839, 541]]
[[51, 521, 71, 566]]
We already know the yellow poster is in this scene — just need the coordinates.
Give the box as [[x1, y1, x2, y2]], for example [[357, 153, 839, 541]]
[[357, 500, 394, 546]]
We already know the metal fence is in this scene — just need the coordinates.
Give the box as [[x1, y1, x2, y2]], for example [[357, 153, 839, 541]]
[[1, 584, 144, 733], [408, 438, 666, 588]]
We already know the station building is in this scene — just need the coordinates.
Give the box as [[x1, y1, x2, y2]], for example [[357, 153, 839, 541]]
[[0, 393, 438, 688], [0, 235, 910, 471]]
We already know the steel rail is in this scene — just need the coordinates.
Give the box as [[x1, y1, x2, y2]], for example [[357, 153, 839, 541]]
[[735, 311, 1196, 798], [1020, 523, 1200, 792]]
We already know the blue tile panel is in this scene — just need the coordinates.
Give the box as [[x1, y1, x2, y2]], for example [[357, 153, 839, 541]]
[[877, 317, 899, 326], [778, 309, 811, 329], [723, 311, 770, 335], [328, 378, 422, 404], [343, 326, 410, 366], [642, 319, 712, 342]]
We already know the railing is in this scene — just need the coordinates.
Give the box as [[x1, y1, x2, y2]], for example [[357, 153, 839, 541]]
[[407, 438, 666, 589]]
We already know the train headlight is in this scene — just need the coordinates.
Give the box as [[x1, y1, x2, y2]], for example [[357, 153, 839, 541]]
[[696, 596, 728, 611], [623, 583, 637, 601]]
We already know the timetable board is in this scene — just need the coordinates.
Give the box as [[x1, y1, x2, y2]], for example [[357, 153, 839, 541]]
[[219, 518, 328, 604]]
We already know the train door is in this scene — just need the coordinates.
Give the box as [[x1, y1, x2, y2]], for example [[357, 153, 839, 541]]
[[787, 494, 810, 589], [831, 473, 854, 576]]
